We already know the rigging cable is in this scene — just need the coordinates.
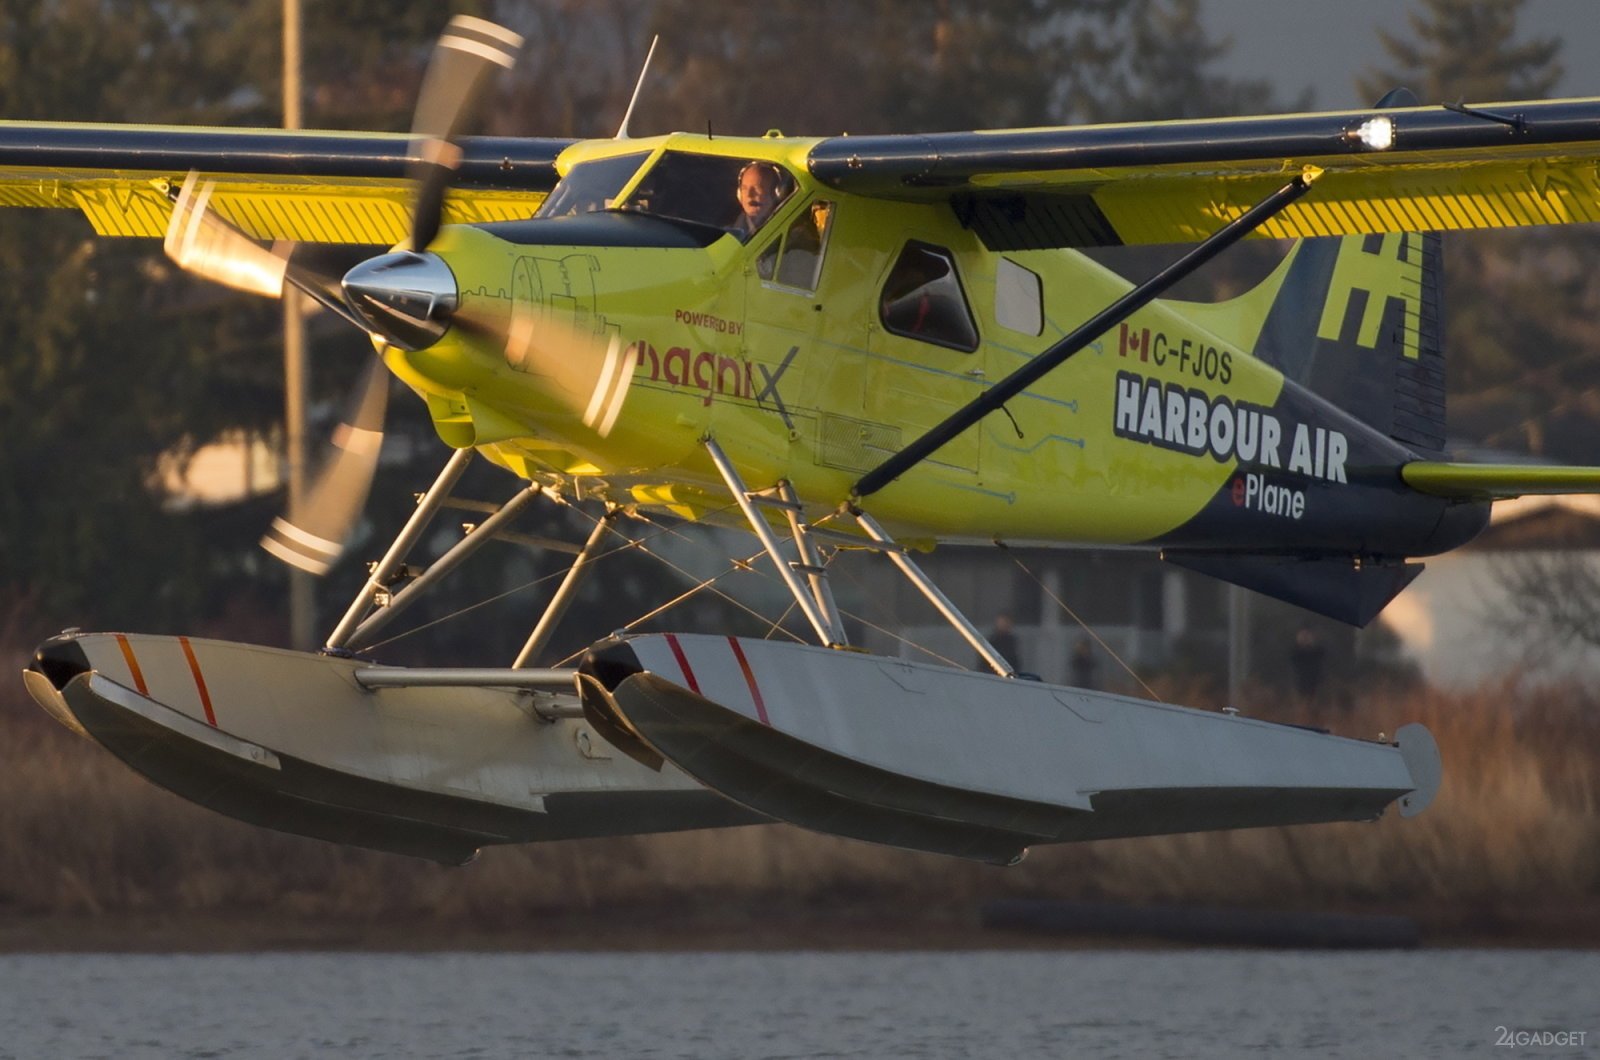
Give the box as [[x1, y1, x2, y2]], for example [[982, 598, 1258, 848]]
[[363, 498, 767, 651], [997, 542, 1165, 702]]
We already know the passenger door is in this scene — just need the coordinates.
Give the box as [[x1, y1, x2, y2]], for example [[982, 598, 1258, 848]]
[[865, 240, 986, 475]]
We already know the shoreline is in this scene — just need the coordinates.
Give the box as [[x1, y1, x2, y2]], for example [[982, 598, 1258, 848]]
[[5, 900, 1600, 954]]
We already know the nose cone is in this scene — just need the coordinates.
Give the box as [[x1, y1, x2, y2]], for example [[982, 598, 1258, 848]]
[[30, 634, 91, 692], [342, 251, 458, 351]]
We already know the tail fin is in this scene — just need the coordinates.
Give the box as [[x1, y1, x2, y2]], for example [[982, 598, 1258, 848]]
[[1251, 228, 1447, 455]]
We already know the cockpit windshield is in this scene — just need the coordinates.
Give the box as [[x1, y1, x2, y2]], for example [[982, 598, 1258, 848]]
[[623, 152, 794, 240], [535, 150, 796, 242], [535, 152, 649, 218]]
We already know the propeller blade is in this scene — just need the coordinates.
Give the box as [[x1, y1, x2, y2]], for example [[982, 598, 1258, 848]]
[[163, 171, 377, 332], [164, 171, 290, 298], [260, 359, 390, 575], [458, 299, 636, 439], [407, 15, 524, 251]]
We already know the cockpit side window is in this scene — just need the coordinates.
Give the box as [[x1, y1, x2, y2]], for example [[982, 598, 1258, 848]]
[[879, 241, 980, 352], [768, 200, 835, 290], [536, 152, 650, 218]]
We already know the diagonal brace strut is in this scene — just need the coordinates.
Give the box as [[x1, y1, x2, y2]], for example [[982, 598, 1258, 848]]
[[705, 438, 847, 648]]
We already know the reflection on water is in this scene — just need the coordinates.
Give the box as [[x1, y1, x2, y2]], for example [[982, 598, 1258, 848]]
[[0, 950, 1595, 1059]]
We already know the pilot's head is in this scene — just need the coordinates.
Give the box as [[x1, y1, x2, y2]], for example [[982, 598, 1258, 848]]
[[738, 162, 781, 226]]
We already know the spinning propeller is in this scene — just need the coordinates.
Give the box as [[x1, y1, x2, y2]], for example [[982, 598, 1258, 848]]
[[161, 15, 525, 575]]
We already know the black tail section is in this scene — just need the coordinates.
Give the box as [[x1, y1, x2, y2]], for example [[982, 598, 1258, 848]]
[[1187, 226, 1448, 624], [1251, 229, 1446, 455], [1163, 552, 1425, 628]]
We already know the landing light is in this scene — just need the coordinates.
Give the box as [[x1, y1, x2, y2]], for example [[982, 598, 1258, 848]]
[[1354, 115, 1395, 151]]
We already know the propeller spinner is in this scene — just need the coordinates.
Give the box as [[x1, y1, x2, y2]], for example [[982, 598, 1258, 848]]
[[341, 251, 459, 352]]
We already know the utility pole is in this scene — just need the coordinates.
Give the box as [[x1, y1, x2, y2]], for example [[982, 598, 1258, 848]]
[[283, 0, 314, 650]]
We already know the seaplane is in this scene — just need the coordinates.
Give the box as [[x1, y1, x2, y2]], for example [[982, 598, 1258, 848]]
[[20, 15, 1600, 866]]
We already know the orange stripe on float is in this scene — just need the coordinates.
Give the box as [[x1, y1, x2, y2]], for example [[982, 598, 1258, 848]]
[[113, 634, 150, 697], [663, 633, 701, 694], [727, 637, 769, 725], [177, 636, 218, 727]]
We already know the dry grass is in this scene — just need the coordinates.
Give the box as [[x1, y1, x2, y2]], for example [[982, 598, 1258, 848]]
[[2, 634, 1597, 930]]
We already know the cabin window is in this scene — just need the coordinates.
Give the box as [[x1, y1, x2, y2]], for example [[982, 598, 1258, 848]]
[[536, 152, 650, 217], [879, 241, 980, 352], [767, 200, 835, 290], [622, 152, 794, 239], [995, 257, 1043, 336]]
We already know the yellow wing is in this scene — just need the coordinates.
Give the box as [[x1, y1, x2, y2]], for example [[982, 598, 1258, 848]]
[[807, 96, 1600, 247], [0, 122, 569, 242]]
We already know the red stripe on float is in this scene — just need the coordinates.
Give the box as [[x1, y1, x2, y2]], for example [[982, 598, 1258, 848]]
[[177, 636, 218, 727], [727, 637, 769, 725], [663, 633, 701, 694], [113, 635, 149, 696]]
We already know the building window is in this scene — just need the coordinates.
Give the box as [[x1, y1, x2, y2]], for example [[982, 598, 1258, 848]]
[[879, 241, 979, 352]]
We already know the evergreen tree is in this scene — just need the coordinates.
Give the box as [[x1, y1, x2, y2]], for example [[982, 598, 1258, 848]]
[[1357, 0, 1560, 106], [1094, 0, 1279, 122], [604, 0, 1276, 139]]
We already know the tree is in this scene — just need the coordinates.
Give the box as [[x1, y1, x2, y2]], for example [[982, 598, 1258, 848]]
[[1357, 0, 1560, 106], [0, 1, 465, 635]]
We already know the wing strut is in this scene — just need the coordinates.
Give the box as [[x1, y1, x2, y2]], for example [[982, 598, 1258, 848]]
[[341, 482, 548, 652], [848, 506, 1017, 679], [852, 167, 1323, 498], [705, 438, 848, 648], [512, 506, 621, 668], [324, 448, 474, 652]]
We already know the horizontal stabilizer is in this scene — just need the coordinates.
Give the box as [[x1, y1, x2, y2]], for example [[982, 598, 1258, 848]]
[[1402, 461, 1600, 500], [1162, 551, 1423, 627]]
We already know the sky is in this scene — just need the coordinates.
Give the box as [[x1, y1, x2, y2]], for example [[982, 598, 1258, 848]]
[[1203, 0, 1600, 109]]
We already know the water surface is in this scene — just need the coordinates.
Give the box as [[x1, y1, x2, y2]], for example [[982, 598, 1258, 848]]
[[1, 950, 1595, 1059]]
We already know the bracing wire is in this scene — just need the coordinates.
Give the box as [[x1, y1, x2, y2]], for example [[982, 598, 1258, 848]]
[[551, 552, 775, 667], [997, 542, 1165, 702], [826, 553, 969, 670], [362, 481, 990, 678], [628, 508, 974, 668], [361, 498, 747, 651]]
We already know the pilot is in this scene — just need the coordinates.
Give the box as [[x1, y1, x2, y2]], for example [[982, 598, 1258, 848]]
[[733, 161, 782, 241]]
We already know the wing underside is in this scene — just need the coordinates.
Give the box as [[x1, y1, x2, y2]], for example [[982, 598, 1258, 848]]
[[0, 124, 570, 242]]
